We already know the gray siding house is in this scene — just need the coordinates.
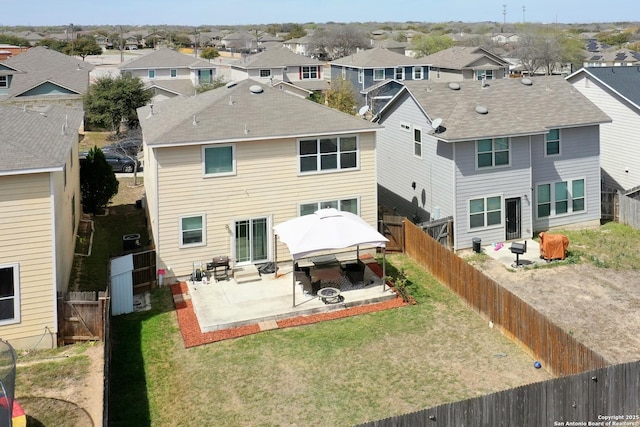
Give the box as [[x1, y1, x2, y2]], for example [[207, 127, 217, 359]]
[[566, 67, 640, 192], [419, 46, 510, 82], [329, 46, 431, 113], [374, 77, 610, 250]]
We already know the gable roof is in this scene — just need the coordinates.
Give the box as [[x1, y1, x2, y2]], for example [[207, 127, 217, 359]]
[[330, 46, 430, 68], [419, 46, 510, 70], [118, 48, 214, 70], [384, 77, 610, 142], [231, 47, 324, 70], [567, 66, 640, 108], [138, 79, 380, 146], [0, 105, 84, 174], [145, 79, 196, 97], [1, 46, 93, 98]]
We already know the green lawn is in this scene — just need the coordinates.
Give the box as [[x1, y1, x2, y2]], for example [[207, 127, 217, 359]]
[[108, 254, 552, 426]]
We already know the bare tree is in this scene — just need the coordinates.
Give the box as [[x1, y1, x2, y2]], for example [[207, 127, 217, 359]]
[[514, 26, 581, 76], [308, 25, 369, 60]]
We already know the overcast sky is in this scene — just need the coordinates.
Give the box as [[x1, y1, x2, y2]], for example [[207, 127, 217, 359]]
[[2, 0, 638, 27]]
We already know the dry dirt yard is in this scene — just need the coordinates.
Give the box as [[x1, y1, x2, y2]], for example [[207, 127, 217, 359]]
[[464, 253, 640, 365]]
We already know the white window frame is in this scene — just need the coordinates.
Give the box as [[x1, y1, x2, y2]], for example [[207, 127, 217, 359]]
[[299, 197, 359, 216], [413, 126, 422, 158], [545, 128, 561, 157], [395, 66, 405, 80], [298, 135, 359, 174], [476, 137, 510, 169], [148, 69, 156, 79], [413, 66, 422, 80], [469, 195, 503, 230], [341, 67, 346, 79], [301, 66, 318, 79], [0, 263, 20, 326], [358, 69, 364, 83], [179, 214, 206, 247], [259, 69, 271, 78], [203, 144, 236, 177], [0, 75, 7, 88], [373, 68, 385, 81], [170, 69, 177, 78], [536, 178, 586, 219], [477, 69, 494, 80]]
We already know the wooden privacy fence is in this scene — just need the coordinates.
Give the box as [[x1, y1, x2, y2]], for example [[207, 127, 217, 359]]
[[132, 249, 157, 294], [358, 359, 640, 426], [618, 190, 640, 230], [402, 219, 609, 377], [57, 290, 109, 346]]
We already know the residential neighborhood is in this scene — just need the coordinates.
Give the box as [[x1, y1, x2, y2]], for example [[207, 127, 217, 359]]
[[1, 13, 640, 426]]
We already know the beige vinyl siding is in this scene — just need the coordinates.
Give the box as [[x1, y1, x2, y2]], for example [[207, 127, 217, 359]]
[[153, 131, 378, 279], [143, 141, 159, 248], [0, 173, 56, 349]]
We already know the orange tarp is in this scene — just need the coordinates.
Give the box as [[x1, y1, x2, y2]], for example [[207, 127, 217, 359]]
[[539, 232, 569, 260]]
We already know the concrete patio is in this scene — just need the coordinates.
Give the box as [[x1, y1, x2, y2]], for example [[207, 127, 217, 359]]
[[481, 238, 542, 269], [184, 260, 397, 333]]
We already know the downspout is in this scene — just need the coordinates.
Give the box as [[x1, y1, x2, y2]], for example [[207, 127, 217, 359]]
[[50, 173, 59, 348]]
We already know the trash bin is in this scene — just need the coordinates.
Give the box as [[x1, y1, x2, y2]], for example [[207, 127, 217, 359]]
[[472, 237, 482, 253], [123, 233, 141, 251]]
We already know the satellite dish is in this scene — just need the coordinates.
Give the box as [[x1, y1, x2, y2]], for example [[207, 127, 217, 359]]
[[431, 118, 443, 129], [358, 105, 369, 116]]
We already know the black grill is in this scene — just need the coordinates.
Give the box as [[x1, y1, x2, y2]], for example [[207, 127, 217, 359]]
[[510, 241, 527, 267]]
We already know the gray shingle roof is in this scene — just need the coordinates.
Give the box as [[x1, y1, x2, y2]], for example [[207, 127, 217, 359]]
[[138, 79, 380, 145], [330, 46, 431, 68], [0, 105, 84, 172], [145, 79, 196, 97], [573, 66, 640, 107], [118, 48, 214, 70], [419, 46, 510, 70], [1, 46, 93, 98], [397, 76, 611, 142], [232, 47, 324, 69]]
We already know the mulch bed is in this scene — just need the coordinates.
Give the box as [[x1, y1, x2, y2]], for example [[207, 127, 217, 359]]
[[170, 259, 408, 348]]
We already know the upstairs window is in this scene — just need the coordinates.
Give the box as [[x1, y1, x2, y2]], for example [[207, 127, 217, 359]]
[[170, 69, 177, 78], [545, 129, 561, 156], [373, 68, 385, 81], [299, 136, 358, 174], [413, 127, 422, 158], [0, 76, 7, 88], [413, 67, 422, 80], [260, 69, 271, 78], [203, 145, 235, 176], [301, 66, 319, 79], [358, 69, 364, 83], [477, 69, 494, 80], [148, 69, 156, 79], [395, 67, 404, 80], [477, 138, 509, 168]]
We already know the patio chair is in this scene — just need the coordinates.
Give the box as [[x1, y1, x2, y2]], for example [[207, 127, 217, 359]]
[[295, 270, 320, 295]]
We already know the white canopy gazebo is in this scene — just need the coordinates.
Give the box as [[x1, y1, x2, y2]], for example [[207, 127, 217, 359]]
[[273, 208, 389, 306]]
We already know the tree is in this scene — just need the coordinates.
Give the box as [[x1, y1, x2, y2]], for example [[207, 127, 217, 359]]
[[323, 78, 357, 115], [200, 46, 220, 61], [286, 24, 307, 40], [0, 34, 31, 47], [410, 34, 454, 58], [83, 74, 152, 135], [37, 38, 68, 52], [515, 26, 581, 75], [308, 26, 369, 59], [80, 147, 119, 214], [65, 36, 102, 60]]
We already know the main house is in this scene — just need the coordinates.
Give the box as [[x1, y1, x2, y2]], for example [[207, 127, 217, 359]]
[[0, 46, 93, 112], [329, 46, 431, 113], [0, 105, 83, 349], [566, 66, 640, 192], [118, 48, 217, 102], [374, 77, 610, 250], [137, 79, 381, 282]]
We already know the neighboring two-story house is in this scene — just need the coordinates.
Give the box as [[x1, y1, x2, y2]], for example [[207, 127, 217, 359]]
[[0, 46, 93, 112], [329, 46, 431, 113], [374, 77, 610, 250], [118, 48, 217, 102], [229, 47, 328, 97], [418, 46, 510, 82], [137, 79, 381, 282], [0, 105, 84, 349], [567, 66, 640, 191]]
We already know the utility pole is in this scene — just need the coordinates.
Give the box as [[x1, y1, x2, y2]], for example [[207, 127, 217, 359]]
[[119, 25, 124, 63], [523, 5, 526, 22], [194, 27, 198, 58], [502, 4, 506, 32], [70, 23, 74, 57]]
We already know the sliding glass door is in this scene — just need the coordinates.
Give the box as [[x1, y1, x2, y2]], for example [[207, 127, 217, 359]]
[[235, 217, 268, 264]]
